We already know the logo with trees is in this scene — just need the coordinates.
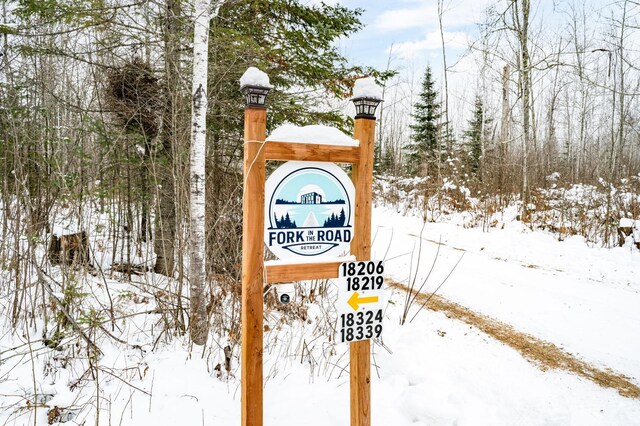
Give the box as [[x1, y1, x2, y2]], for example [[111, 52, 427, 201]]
[[265, 161, 355, 259]]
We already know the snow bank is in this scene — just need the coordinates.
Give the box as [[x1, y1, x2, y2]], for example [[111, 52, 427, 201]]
[[239, 66, 272, 88], [352, 77, 382, 100], [266, 124, 358, 146]]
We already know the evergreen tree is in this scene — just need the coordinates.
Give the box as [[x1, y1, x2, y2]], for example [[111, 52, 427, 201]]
[[323, 208, 346, 227], [324, 213, 336, 227], [275, 212, 296, 228], [209, 0, 389, 134], [463, 96, 491, 181], [379, 143, 396, 175], [204, 0, 390, 273], [374, 141, 382, 173], [404, 66, 444, 176]]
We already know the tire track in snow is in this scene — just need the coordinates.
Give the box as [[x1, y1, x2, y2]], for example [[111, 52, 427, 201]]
[[389, 280, 640, 399]]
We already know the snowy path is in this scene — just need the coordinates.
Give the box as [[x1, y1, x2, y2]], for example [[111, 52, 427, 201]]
[[371, 206, 640, 382], [389, 280, 639, 398]]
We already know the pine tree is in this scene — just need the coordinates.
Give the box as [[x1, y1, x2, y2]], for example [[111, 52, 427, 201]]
[[379, 144, 396, 175], [463, 96, 488, 180], [404, 66, 444, 176], [285, 212, 292, 228], [209, 0, 387, 133], [204, 0, 389, 275]]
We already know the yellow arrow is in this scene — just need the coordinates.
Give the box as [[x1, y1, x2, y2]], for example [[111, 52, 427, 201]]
[[347, 292, 379, 311]]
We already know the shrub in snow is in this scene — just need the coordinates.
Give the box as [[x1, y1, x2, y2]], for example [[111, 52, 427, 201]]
[[373, 175, 475, 223], [530, 178, 640, 245], [373, 174, 640, 247]]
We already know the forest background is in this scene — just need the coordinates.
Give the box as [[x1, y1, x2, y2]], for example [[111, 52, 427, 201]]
[[0, 0, 639, 417]]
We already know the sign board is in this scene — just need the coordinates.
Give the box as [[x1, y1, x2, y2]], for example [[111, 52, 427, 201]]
[[265, 161, 355, 259], [337, 261, 385, 343]]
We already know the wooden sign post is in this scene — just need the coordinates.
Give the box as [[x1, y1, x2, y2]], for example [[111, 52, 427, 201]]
[[241, 101, 267, 426], [240, 81, 381, 426], [349, 111, 376, 426]]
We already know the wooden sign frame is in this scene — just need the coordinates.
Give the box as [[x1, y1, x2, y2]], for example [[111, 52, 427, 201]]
[[241, 104, 376, 426]]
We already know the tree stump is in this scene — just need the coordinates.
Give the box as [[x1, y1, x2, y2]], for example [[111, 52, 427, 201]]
[[48, 231, 90, 267], [618, 219, 640, 249]]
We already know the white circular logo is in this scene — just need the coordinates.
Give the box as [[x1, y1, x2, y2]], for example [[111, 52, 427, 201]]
[[265, 161, 355, 259]]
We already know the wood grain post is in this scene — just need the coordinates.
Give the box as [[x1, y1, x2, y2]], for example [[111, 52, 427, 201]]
[[241, 106, 267, 426], [350, 115, 376, 426]]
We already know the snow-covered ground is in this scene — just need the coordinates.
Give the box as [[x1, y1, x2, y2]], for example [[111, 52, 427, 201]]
[[371, 206, 640, 381], [1, 206, 639, 425]]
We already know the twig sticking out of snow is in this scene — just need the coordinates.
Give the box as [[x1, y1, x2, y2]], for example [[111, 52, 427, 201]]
[[33, 263, 103, 355]]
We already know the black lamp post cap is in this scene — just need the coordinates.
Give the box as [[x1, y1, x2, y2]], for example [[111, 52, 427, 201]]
[[351, 96, 383, 119], [241, 84, 271, 108]]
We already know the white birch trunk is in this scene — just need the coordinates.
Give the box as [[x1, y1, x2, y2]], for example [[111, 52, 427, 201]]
[[189, 0, 212, 346]]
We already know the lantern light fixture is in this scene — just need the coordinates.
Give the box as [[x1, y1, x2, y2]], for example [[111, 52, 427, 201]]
[[241, 84, 271, 108], [351, 96, 382, 119]]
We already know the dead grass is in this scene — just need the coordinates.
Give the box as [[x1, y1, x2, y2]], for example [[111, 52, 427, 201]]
[[390, 280, 640, 399]]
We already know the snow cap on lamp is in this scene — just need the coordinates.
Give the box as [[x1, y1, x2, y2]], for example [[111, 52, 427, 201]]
[[240, 67, 272, 108], [351, 77, 383, 119]]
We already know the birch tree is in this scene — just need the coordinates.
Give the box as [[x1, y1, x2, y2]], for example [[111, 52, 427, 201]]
[[189, 0, 213, 346], [438, 0, 451, 153], [499, 64, 511, 195], [509, 0, 532, 220]]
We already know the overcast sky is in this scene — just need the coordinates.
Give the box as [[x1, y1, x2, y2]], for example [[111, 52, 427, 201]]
[[324, 0, 497, 72], [307, 0, 625, 127], [315, 0, 613, 74], [309, 0, 504, 123]]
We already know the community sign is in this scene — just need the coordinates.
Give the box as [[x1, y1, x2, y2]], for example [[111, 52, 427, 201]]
[[264, 161, 355, 259]]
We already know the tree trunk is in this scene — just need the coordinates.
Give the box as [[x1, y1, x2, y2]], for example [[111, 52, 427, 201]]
[[500, 64, 510, 197], [438, 0, 451, 154], [605, 0, 628, 246], [154, 0, 181, 277], [516, 0, 531, 221], [545, 43, 561, 176], [189, 0, 212, 346]]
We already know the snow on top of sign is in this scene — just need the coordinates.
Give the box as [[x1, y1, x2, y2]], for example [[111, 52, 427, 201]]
[[264, 255, 355, 267], [239, 67, 272, 88], [266, 124, 358, 146], [352, 77, 383, 100]]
